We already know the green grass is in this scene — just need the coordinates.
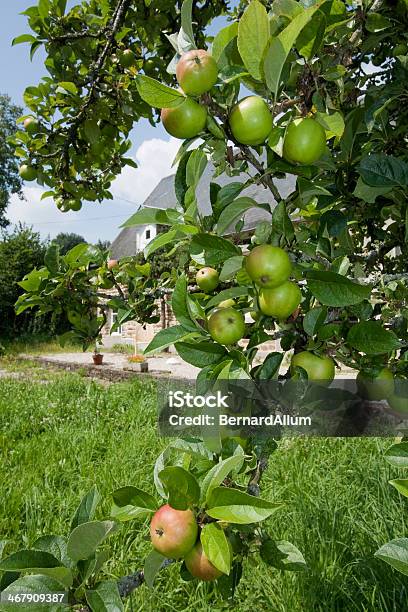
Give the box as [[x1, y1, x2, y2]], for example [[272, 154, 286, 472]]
[[0, 360, 407, 611], [0, 333, 84, 356]]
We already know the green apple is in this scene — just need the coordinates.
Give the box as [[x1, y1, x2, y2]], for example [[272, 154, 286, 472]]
[[246, 244, 292, 288], [19, 164, 37, 181], [196, 267, 219, 292], [176, 49, 218, 96], [23, 116, 40, 135], [259, 281, 301, 320], [283, 118, 326, 165], [161, 98, 207, 139], [357, 368, 394, 401], [291, 351, 335, 382], [229, 96, 273, 146], [208, 307, 245, 345]]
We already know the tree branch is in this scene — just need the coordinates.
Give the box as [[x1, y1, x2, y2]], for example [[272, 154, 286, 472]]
[[57, 0, 132, 175]]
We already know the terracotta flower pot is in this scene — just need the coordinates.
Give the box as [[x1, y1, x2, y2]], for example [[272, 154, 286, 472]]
[[93, 353, 104, 365]]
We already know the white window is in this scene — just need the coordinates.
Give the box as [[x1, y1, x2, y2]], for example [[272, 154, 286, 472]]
[[111, 311, 123, 336], [146, 229, 151, 239]]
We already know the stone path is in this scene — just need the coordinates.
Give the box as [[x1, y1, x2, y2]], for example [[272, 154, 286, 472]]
[[25, 352, 201, 380]]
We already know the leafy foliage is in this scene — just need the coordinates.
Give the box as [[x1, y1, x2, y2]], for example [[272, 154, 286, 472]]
[[0, 94, 23, 227]]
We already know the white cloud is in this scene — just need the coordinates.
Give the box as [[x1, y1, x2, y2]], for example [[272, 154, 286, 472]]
[[8, 186, 73, 229], [112, 136, 181, 206], [6, 136, 183, 240]]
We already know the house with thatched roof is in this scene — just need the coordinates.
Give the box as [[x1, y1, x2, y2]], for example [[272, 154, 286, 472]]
[[103, 163, 295, 348]]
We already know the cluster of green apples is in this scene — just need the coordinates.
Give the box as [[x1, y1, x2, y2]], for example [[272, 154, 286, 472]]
[[357, 368, 408, 416], [160, 49, 327, 165], [150, 504, 226, 581], [196, 244, 336, 382]]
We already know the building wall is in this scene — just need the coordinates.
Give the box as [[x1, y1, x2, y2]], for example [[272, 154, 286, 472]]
[[102, 294, 177, 350], [102, 293, 279, 357], [135, 224, 157, 252]]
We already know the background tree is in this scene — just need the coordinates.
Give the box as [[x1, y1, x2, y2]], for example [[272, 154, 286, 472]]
[[52, 231, 86, 255], [95, 238, 111, 251], [0, 225, 47, 336], [0, 94, 23, 227]]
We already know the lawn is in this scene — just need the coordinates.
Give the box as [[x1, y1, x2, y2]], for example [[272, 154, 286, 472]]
[[0, 359, 407, 611]]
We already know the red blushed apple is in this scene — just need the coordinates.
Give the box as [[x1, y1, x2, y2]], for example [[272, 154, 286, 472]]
[[107, 259, 118, 270], [185, 542, 223, 581], [150, 504, 198, 559]]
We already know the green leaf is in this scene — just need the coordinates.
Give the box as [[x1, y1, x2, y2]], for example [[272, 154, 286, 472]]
[[314, 111, 345, 139], [31, 537, 70, 569], [272, 200, 294, 241], [365, 12, 392, 32], [179, 0, 196, 51], [375, 539, 408, 576], [176, 341, 227, 368], [255, 352, 283, 380], [83, 119, 101, 144], [144, 550, 166, 588], [296, 10, 326, 59], [159, 467, 200, 510], [358, 154, 408, 188], [213, 183, 245, 218], [384, 443, 408, 468], [0, 550, 62, 571], [0, 551, 73, 589], [353, 177, 392, 203], [207, 487, 282, 524], [67, 521, 117, 563], [217, 197, 269, 236], [389, 479, 408, 498], [135, 75, 185, 109], [1, 575, 67, 612], [201, 523, 232, 575], [12, 34, 37, 46], [121, 207, 174, 227], [303, 307, 327, 336], [56, 81, 78, 95], [111, 486, 157, 522], [186, 149, 207, 188], [38, 0, 51, 19], [85, 581, 124, 612], [44, 245, 59, 275], [264, 0, 328, 97], [260, 539, 307, 571], [206, 287, 249, 308], [144, 229, 179, 258], [273, 0, 303, 19], [237, 0, 270, 81], [190, 233, 241, 266], [219, 256, 245, 281], [305, 270, 371, 306], [19, 268, 49, 292], [172, 275, 197, 332], [212, 23, 238, 62], [201, 454, 245, 503], [144, 325, 198, 356], [322, 64, 346, 81], [347, 321, 401, 355], [71, 486, 101, 530]]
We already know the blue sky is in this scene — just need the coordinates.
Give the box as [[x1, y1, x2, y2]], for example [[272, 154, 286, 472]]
[[1, 1, 228, 243]]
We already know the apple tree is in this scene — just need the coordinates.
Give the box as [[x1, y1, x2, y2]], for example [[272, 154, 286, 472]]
[[7, 0, 408, 607]]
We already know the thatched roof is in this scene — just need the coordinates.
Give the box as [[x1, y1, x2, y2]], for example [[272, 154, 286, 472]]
[[111, 162, 295, 259]]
